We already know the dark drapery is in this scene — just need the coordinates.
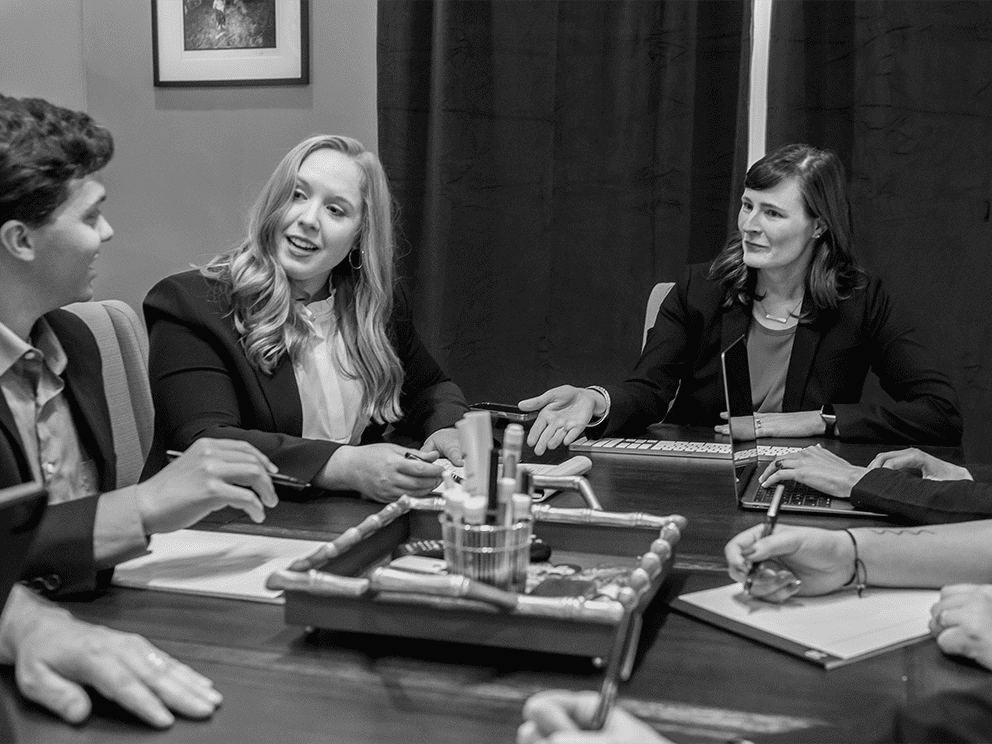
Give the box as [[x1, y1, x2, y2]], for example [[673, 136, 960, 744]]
[[768, 1, 992, 462], [378, 0, 749, 404]]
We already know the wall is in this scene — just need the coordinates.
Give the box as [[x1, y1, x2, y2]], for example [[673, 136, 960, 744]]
[[2, 1, 377, 312]]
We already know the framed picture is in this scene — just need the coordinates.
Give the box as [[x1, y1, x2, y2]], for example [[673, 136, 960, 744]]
[[152, 0, 309, 87]]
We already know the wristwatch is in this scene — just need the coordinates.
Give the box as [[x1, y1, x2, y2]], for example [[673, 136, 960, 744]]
[[820, 403, 837, 438]]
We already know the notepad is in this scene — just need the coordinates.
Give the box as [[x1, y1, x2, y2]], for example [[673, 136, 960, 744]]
[[672, 583, 939, 669], [112, 530, 326, 604]]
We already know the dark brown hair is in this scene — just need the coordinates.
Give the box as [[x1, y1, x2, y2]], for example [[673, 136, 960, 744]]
[[708, 143, 866, 319]]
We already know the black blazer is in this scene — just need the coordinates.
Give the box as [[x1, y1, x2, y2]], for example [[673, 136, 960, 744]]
[[850, 466, 992, 524], [142, 270, 470, 485], [596, 263, 962, 444], [0, 310, 115, 597]]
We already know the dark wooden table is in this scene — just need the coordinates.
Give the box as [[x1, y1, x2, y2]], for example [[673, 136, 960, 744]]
[[2, 427, 983, 742]]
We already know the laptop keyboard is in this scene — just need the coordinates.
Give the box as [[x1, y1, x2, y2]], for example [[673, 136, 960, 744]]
[[570, 437, 802, 461], [753, 480, 833, 509]]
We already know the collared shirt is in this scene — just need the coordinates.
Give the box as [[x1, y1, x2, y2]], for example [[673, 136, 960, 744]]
[[0, 317, 147, 569], [293, 297, 369, 444]]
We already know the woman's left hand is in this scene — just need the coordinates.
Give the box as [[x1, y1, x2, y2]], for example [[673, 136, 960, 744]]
[[422, 427, 463, 466], [715, 410, 826, 438]]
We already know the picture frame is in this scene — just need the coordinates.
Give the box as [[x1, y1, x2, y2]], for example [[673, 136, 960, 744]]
[[152, 0, 309, 87]]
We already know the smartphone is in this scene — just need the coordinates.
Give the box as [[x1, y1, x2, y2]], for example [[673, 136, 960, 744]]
[[470, 402, 538, 423]]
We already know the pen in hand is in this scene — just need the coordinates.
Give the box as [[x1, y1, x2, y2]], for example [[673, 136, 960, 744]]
[[165, 449, 311, 491], [744, 483, 786, 596], [403, 451, 464, 484]]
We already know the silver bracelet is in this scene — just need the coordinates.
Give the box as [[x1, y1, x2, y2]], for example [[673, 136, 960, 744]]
[[586, 385, 611, 428]]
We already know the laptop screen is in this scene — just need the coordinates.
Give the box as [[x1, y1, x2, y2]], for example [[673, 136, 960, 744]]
[[0, 481, 48, 607], [720, 334, 759, 501]]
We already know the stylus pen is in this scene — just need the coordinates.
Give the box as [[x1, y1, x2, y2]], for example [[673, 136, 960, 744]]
[[165, 449, 310, 491], [743, 483, 786, 595], [403, 451, 465, 484]]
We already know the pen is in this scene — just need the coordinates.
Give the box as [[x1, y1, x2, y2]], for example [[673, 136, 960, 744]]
[[403, 451, 464, 484], [743, 483, 786, 595], [590, 586, 637, 730], [165, 449, 310, 491]]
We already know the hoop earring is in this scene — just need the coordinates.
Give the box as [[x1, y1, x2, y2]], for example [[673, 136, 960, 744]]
[[348, 249, 363, 271]]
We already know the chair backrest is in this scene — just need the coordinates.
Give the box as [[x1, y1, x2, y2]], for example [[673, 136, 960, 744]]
[[642, 282, 675, 350], [63, 300, 153, 488]]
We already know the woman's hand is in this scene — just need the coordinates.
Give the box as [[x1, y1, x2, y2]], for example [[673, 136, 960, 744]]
[[868, 448, 973, 482], [323, 443, 443, 502], [421, 427, 463, 466], [714, 410, 825, 438], [930, 584, 992, 671], [757, 444, 867, 499], [724, 524, 855, 602], [518, 690, 670, 744], [519, 386, 603, 456]]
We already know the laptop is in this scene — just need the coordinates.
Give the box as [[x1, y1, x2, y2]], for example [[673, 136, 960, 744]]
[[0, 481, 49, 604], [720, 334, 883, 517]]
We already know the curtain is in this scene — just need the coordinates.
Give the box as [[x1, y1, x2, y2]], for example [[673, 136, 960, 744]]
[[768, 1, 992, 461], [378, 0, 750, 405]]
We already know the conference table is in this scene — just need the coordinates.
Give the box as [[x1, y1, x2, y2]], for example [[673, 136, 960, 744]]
[[1, 426, 985, 743]]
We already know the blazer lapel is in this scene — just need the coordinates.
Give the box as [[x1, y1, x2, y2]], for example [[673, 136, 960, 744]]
[[783, 297, 829, 411], [720, 301, 751, 354], [47, 311, 116, 490], [0, 392, 33, 484]]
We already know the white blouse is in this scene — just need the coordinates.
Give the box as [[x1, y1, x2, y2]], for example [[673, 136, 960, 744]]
[[292, 297, 369, 444]]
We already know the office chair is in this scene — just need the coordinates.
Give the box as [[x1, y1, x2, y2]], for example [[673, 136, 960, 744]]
[[642, 282, 675, 350], [63, 300, 154, 488]]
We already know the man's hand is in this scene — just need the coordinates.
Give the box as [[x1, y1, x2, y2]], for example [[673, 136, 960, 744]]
[[930, 584, 992, 670], [757, 444, 867, 499], [869, 448, 973, 482], [519, 386, 602, 456], [518, 690, 670, 744], [0, 586, 221, 728], [136, 438, 279, 533]]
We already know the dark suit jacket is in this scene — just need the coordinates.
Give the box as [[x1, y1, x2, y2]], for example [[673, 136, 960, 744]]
[[0, 310, 114, 597], [850, 465, 992, 524], [596, 263, 962, 445], [142, 270, 470, 485]]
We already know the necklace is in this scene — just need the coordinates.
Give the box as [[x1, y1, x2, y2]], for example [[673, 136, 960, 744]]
[[757, 296, 803, 324]]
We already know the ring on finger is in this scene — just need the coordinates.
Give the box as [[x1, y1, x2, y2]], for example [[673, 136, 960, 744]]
[[773, 459, 783, 470], [147, 651, 168, 669]]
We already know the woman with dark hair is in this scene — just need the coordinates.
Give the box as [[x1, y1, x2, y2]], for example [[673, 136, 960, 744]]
[[521, 143, 962, 453], [143, 135, 469, 503]]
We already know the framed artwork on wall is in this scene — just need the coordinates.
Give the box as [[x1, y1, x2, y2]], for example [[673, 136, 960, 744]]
[[152, 0, 309, 87]]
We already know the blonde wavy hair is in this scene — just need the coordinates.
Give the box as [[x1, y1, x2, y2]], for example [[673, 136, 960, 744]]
[[201, 135, 403, 424]]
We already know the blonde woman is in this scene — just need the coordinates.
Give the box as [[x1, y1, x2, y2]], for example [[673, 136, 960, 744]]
[[143, 135, 468, 502]]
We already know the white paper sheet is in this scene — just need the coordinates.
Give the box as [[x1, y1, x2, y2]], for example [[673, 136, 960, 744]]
[[112, 530, 326, 604], [677, 583, 939, 660]]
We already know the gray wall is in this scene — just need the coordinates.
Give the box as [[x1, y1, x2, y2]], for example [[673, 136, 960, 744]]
[[0, 0, 377, 312]]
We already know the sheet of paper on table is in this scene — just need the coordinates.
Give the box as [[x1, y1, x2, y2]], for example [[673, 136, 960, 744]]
[[112, 529, 326, 604], [673, 582, 940, 669]]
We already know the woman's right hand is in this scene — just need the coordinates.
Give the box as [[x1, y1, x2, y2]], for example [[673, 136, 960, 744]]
[[724, 524, 856, 602], [868, 448, 973, 481], [519, 386, 604, 456], [321, 444, 444, 502]]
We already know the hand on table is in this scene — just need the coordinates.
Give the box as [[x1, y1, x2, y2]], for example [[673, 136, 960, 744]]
[[930, 584, 992, 670], [757, 444, 867, 499], [421, 426, 464, 466], [137, 438, 279, 533], [714, 410, 825, 438], [519, 386, 603, 456], [724, 524, 855, 603], [0, 586, 220, 728], [868, 448, 973, 482], [326, 443, 443, 502], [518, 690, 669, 744]]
